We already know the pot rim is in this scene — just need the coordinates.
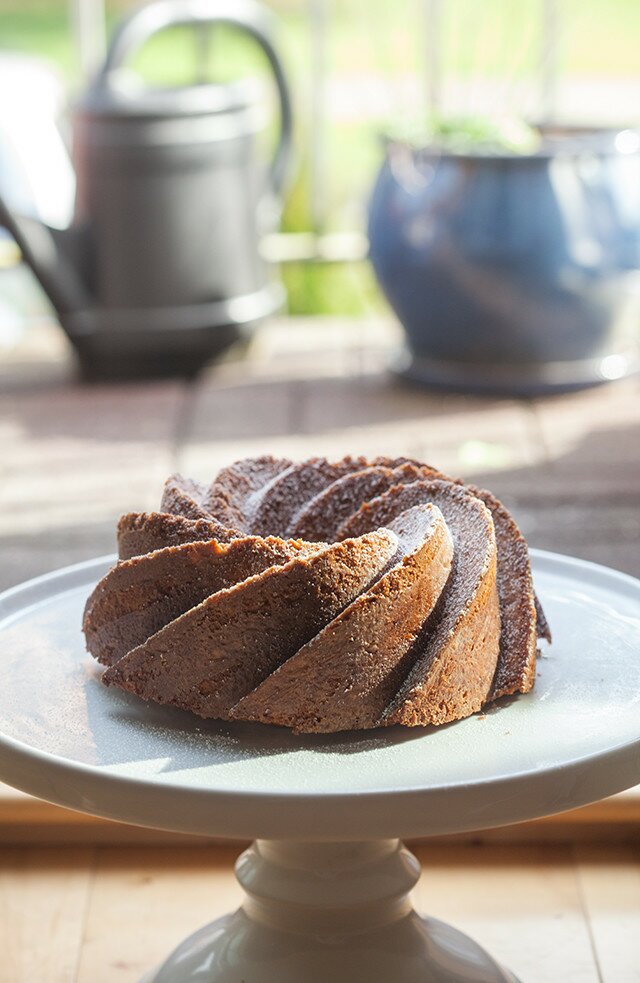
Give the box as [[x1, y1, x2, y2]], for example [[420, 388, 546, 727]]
[[381, 123, 640, 162]]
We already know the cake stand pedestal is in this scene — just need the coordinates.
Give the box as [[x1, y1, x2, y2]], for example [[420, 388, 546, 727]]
[[142, 838, 519, 983], [0, 550, 638, 983]]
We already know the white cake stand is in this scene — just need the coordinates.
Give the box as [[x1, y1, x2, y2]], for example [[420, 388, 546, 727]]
[[0, 550, 639, 982]]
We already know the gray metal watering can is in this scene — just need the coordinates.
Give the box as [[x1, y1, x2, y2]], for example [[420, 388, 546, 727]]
[[0, 0, 293, 376]]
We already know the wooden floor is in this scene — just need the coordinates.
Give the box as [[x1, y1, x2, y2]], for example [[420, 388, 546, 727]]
[[0, 316, 639, 981], [0, 842, 638, 983]]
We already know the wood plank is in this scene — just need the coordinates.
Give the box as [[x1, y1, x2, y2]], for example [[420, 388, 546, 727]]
[[179, 319, 370, 475], [532, 377, 640, 462], [517, 378, 640, 578], [72, 844, 609, 983], [413, 843, 601, 983], [0, 846, 94, 983], [71, 843, 606, 983], [0, 379, 187, 590], [575, 844, 640, 983], [295, 376, 541, 475], [76, 845, 242, 983], [1, 841, 634, 982], [465, 390, 640, 578], [181, 317, 542, 484], [0, 313, 73, 393]]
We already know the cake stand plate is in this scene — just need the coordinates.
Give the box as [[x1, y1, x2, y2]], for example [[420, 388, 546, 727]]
[[0, 550, 638, 982]]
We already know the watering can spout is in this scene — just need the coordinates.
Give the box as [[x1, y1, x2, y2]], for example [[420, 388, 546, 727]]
[[0, 195, 92, 320]]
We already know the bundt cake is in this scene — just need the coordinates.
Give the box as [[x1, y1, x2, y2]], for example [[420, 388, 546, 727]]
[[83, 455, 550, 734]]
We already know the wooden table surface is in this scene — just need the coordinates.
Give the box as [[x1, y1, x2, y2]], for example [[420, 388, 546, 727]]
[[0, 841, 638, 983], [0, 316, 639, 982], [2, 316, 639, 588]]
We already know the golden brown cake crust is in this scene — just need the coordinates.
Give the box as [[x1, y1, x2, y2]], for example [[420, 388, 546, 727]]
[[88, 454, 548, 733], [117, 511, 241, 560], [205, 456, 293, 531], [288, 462, 442, 542], [160, 474, 211, 520], [231, 504, 454, 733], [84, 535, 319, 667], [338, 479, 500, 728], [249, 456, 373, 536], [102, 531, 398, 719], [467, 486, 538, 700]]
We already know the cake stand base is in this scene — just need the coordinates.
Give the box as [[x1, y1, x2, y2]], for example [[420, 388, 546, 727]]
[[143, 840, 519, 983]]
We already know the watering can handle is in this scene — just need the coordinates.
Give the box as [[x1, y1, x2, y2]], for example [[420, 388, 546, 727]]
[[97, 0, 293, 194]]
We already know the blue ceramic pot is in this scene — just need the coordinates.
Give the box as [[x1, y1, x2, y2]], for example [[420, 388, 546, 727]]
[[367, 131, 640, 393]]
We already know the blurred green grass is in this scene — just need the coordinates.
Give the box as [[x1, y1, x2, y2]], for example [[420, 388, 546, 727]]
[[2, 0, 638, 315], [5, 0, 639, 81]]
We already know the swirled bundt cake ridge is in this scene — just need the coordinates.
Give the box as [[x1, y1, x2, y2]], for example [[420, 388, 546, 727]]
[[204, 455, 293, 531], [160, 475, 211, 520], [231, 503, 454, 733], [101, 529, 398, 718], [288, 461, 442, 542], [467, 485, 538, 699], [250, 456, 374, 536], [85, 453, 549, 734], [85, 534, 321, 667], [338, 479, 501, 728], [117, 510, 241, 560]]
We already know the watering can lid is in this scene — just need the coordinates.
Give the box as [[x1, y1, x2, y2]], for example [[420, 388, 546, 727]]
[[79, 70, 261, 120]]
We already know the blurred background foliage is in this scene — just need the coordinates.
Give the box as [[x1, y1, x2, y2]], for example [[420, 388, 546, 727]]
[[2, 0, 639, 314]]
